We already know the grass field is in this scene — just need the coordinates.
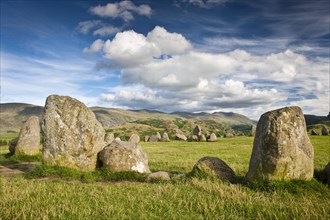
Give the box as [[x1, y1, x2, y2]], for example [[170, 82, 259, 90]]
[[0, 135, 329, 219]]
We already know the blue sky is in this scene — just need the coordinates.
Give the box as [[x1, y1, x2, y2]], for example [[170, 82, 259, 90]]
[[1, 0, 329, 119]]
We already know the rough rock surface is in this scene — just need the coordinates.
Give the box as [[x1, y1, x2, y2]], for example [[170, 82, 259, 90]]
[[207, 133, 217, 142], [311, 129, 318, 135], [175, 133, 187, 141], [129, 134, 140, 143], [191, 156, 236, 182], [187, 135, 199, 142], [325, 162, 330, 185], [199, 134, 207, 142], [8, 137, 18, 154], [98, 140, 150, 173], [156, 132, 161, 140], [147, 171, 171, 181], [224, 132, 234, 138], [321, 126, 329, 135], [144, 136, 150, 142], [193, 125, 202, 136], [246, 106, 314, 181], [149, 135, 160, 142], [42, 95, 105, 171], [161, 132, 170, 142], [104, 133, 115, 145], [15, 116, 40, 155]]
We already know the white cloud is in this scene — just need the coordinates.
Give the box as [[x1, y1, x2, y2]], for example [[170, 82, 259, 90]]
[[89, 0, 152, 22], [146, 26, 192, 54], [178, 0, 230, 8], [93, 25, 120, 36], [87, 26, 329, 117], [76, 20, 102, 34], [83, 39, 105, 54]]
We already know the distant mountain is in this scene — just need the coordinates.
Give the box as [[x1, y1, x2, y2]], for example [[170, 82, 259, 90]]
[[0, 102, 257, 134]]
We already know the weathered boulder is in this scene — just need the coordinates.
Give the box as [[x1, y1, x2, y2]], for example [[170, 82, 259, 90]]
[[199, 134, 206, 142], [147, 171, 171, 181], [156, 132, 161, 140], [98, 140, 150, 173], [42, 95, 105, 171], [129, 134, 140, 143], [8, 137, 18, 154], [144, 135, 150, 142], [191, 156, 236, 182], [311, 129, 318, 135], [224, 132, 234, 138], [246, 106, 314, 181], [161, 132, 170, 142], [325, 162, 330, 185], [207, 133, 217, 142], [187, 135, 199, 142], [321, 126, 329, 135], [104, 133, 115, 145], [175, 133, 187, 141], [149, 134, 160, 142], [193, 125, 202, 136], [14, 116, 40, 155]]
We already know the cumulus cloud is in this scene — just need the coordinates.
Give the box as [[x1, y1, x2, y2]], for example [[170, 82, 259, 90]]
[[88, 26, 328, 116], [93, 25, 120, 37], [89, 0, 152, 22], [76, 20, 102, 34], [83, 39, 105, 54]]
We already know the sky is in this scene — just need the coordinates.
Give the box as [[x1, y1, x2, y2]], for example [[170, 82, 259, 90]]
[[1, 0, 329, 119]]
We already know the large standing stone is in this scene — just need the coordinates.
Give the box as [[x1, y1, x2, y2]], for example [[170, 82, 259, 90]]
[[14, 116, 40, 155], [42, 95, 105, 171], [321, 126, 329, 135], [149, 135, 160, 142], [175, 133, 187, 141], [246, 106, 314, 181], [193, 125, 202, 136], [199, 134, 207, 142], [207, 133, 217, 142], [191, 156, 236, 182], [161, 132, 170, 142], [98, 140, 150, 173], [129, 134, 140, 143], [144, 136, 150, 142]]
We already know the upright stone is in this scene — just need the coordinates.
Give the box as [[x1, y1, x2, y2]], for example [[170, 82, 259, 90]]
[[98, 140, 150, 173], [246, 106, 314, 181], [129, 134, 140, 143], [175, 133, 187, 141], [193, 125, 202, 136], [207, 133, 217, 142], [42, 95, 105, 171], [161, 132, 170, 142], [311, 129, 318, 135], [321, 126, 329, 135], [199, 134, 207, 142], [15, 116, 40, 155], [187, 135, 199, 142]]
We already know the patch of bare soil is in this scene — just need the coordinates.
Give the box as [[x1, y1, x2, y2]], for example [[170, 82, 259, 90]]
[[0, 162, 39, 176]]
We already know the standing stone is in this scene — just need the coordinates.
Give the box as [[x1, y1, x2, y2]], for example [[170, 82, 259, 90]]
[[175, 133, 187, 141], [161, 132, 170, 142], [104, 133, 115, 145], [149, 135, 160, 142], [191, 156, 236, 182], [42, 95, 105, 171], [129, 134, 140, 143], [156, 132, 161, 140], [144, 135, 150, 142], [224, 132, 234, 138], [311, 129, 318, 135], [246, 106, 314, 181], [187, 135, 199, 142], [207, 133, 217, 142], [193, 125, 202, 136], [14, 116, 40, 155], [321, 126, 329, 135], [8, 137, 19, 155], [98, 140, 150, 173], [199, 134, 207, 142]]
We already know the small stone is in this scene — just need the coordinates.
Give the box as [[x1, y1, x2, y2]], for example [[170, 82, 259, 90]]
[[321, 126, 329, 135], [147, 171, 171, 181], [187, 135, 199, 142], [144, 136, 150, 142], [104, 133, 115, 145], [199, 134, 207, 142], [15, 116, 40, 155], [161, 132, 170, 142], [175, 133, 187, 141], [207, 133, 217, 142], [311, 129, 318, 135]]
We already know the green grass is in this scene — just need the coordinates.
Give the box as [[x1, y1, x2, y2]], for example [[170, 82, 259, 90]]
[[0, 136, 329, 219]]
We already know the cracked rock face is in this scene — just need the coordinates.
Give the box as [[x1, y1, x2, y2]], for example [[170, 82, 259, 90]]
[[42, 95, 105, 171], [98, 140, 150, 173], [246, 106, 314, 181]]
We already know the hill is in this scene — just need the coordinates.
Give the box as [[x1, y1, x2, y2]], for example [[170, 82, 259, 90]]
[[0, 103, 255, 135]]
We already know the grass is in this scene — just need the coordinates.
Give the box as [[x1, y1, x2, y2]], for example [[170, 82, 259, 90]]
[[0, 136, 329, 219]]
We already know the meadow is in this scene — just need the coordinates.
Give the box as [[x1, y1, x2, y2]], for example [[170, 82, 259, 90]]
[[0, 135, 329, 219]]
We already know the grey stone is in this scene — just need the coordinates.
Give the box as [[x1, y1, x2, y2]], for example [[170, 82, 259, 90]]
[[147, 171, 171, 181], [246, 106, 314, 181], [129, 134, 140, 143], [42, 95, 105, 171], [321, 126, 329, 135], [161, 132, 170, 142], [311, 129, 318, 135], [191, 156, 236, 182], [187, 135, 199, 142], [199, 134, 207, 142], [175, 133, 187, 141], [149, 135, 160, 142], [193, 125, 202, 136], [8, 137, 18, 154], [15, 116, 40, 155], [144, 135, 150, 142], [207, 133, 217, 142], [98, 140, 150, 173], [104, 133, 115, 145], [224, 132, 234, 138]]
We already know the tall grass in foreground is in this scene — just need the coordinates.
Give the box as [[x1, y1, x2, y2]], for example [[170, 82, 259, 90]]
[[0, 136, 329, 219]]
